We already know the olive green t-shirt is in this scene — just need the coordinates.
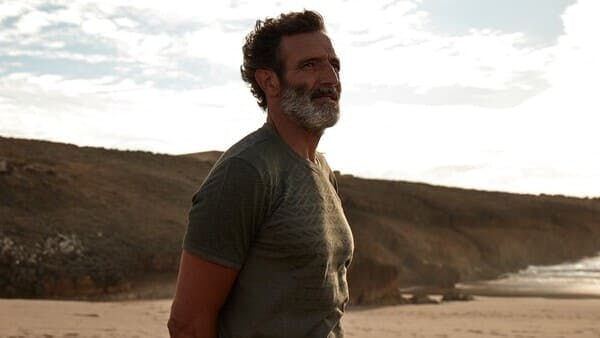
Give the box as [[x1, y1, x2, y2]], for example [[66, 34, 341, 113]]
[[183, 124, 354, 338]]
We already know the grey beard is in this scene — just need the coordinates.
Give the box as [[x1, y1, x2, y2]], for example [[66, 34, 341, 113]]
[[279, 85, 340, 133]]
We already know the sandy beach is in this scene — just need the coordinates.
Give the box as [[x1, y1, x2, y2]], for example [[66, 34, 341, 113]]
[[2, 296, 600, 338]]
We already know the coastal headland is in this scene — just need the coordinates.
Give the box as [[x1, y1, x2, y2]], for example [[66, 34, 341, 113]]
[[1, 136, 600, 305]]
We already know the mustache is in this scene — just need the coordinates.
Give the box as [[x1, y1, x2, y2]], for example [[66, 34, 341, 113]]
[[310, 86, 340, 100]]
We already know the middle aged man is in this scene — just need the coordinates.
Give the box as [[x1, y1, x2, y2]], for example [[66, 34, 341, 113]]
[[168, 10, 354, 338]]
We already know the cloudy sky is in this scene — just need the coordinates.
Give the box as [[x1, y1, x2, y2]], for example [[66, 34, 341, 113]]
[[1, 0, 598, 197]]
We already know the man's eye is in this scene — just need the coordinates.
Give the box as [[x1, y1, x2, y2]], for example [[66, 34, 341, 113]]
[[302, 62, 315, 69]]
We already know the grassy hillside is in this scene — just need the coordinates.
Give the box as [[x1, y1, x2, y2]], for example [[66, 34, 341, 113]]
[[1, 136, 599, 304], [341, 176, 600, 302]]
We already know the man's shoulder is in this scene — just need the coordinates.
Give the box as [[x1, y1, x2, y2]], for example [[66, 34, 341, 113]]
[[216, 124, 293, 176]]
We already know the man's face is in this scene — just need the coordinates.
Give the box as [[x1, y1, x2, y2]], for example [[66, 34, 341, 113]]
[[277, 31, 341, 133]]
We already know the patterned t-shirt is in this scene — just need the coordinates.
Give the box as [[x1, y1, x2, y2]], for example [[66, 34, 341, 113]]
[[183, 123, 354, 338]]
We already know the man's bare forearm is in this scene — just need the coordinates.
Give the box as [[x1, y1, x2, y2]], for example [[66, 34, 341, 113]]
[[167, 252, 238, 338]]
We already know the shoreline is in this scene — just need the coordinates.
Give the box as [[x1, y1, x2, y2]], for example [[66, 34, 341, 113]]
[[5, 274, 600, 303], [455, 282, 600, 300], [457, 288, 600, 300]]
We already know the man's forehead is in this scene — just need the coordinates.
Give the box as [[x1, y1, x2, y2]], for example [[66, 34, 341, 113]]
[[279, 31, 337, 62]]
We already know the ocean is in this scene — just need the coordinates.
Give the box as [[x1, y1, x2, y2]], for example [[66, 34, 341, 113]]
[[458, 253, 600, 297]]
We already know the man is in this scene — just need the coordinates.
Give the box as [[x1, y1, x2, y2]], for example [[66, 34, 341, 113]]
[[168, 10, 354, 338]]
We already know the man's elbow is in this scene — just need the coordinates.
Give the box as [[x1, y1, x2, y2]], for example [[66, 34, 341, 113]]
[[167, 308, 217, 338], [167, 315, 184, 337]]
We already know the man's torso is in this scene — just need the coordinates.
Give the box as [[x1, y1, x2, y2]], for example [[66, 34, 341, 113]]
[[184, 124, 354, 337]]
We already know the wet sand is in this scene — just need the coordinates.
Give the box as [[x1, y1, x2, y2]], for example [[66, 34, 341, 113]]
[[2, 296, 600, 338]]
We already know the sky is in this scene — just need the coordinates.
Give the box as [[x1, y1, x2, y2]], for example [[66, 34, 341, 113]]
[[1, 0, 599, 198]]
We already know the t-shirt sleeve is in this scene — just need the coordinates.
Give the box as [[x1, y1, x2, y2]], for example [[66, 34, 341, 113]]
[[183, 157, 268, 269]]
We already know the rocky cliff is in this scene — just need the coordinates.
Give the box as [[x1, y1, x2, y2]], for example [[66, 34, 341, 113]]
[[1, 136, 599, 304], [341, 176, 600, 303]]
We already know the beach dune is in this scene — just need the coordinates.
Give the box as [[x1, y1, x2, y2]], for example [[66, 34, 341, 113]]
[[2, 297, 600, 338]]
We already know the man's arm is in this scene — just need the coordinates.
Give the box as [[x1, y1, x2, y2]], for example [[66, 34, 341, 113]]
[[168, 251, 239, 338]]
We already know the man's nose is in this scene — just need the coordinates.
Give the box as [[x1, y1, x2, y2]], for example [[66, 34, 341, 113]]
[[320, 62, 339, 86]]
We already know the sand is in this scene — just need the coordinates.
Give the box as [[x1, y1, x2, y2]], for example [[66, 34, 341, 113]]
[[1, 297, 600, 338]]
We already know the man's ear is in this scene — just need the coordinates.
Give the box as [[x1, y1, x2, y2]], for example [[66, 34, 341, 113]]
[[255, 69, 280, 97]]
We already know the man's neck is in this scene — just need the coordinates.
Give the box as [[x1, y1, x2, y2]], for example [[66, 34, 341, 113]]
[[266, 113, 322, 163]]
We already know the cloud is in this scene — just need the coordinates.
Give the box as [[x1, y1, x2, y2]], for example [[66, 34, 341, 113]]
[[0, 2, 29, 21], [2, 1, 553, 106], [341, 28, 552, 106], [307, 1, 555, 109], [416, 0, 576, 45], [0, 66, 263, 154], [514, 0, 599, 137], [81, 17, 117, 35], [547, 0, 600, 94], [321, 0, 599, 197], [510, 0, 600, 173], [1, 0, 598, 197], [15, 9, 53, 34], [344, 71, 549, 109]]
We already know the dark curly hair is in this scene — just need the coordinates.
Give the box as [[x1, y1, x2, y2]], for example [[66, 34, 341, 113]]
[[241, 10, 326, 110]]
